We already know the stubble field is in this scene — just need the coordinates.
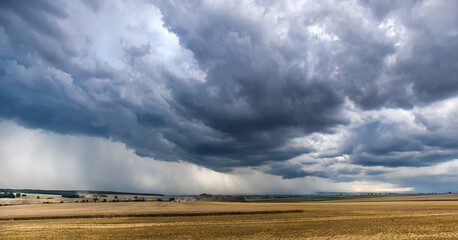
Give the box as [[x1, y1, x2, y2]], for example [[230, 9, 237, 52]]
[[0, 200, 457, 239]]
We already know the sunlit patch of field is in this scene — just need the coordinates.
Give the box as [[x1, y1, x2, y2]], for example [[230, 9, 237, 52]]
[[0, 201, 298, 220], [0, 201, 457, 239]]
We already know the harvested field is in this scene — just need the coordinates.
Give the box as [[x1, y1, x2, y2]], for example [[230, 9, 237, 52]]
[[0, 193, 64, 205], [0, 201, 299, 220], [0, 201, 457, 239], [0, 193, 191, 206]]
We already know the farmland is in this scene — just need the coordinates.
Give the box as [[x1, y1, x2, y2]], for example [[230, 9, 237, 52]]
[[1, 200, 457, 239]]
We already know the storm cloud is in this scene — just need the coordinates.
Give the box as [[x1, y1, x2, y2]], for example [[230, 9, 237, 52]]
[[0, 0, 458, 188]]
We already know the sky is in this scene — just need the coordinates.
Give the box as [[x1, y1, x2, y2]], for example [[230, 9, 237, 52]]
[[0, 0, 457, 194]]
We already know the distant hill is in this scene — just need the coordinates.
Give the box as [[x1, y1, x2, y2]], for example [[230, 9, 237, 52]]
[[246, 193, 452, 203], [0, 188, 164, 197], [197, 193, 246, 202]]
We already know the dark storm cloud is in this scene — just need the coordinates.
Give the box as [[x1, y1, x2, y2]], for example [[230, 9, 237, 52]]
[[1, 0, 458, 179], [0, 0, 113, 79], [264, 163, 328, 179], [359, 0, 419, 20]]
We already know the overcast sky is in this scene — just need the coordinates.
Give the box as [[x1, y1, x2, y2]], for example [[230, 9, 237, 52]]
[[1, 0, 457, 194]]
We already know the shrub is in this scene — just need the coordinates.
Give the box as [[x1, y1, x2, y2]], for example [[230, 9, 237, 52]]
[[61, 193, 80, 198], [0, 193, 15, 198]]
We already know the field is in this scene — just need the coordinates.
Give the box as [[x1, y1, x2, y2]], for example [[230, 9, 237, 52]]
[[1, 200, 457, 239], [0, 192, 177, 206]]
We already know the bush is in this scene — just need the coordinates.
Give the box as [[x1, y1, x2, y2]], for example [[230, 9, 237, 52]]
[[0, 193, 15, 198], [61, 193, 80, 198], [157, 198, 163, 201], [16, 193, 21, 197], [169, 197, 175, 201]]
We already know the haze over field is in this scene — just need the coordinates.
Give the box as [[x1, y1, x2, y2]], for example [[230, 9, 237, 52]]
[[0, 0, 457, 194]]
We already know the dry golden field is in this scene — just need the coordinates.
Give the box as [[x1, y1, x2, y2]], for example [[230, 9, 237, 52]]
[[0, 201, 297, 220], [0, 193, 179, 205], [0, 201, 457, 239]]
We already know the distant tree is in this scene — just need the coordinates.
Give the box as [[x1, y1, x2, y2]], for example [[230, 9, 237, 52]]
[[0, 193, 15, 198], [16, 193, 21, 197], [169, 197, 175, 201], [114, 196, 118, 200], [61, 193, 80, 198], [60, 201, 64, 203], [102, 198, 107, 202], [157, 198, 163, 201], [37, 196, 40, 199], [22, 194, 27, 197]]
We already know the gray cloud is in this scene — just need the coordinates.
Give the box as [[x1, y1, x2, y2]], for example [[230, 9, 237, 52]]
[[0, 0, 458, 181]]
